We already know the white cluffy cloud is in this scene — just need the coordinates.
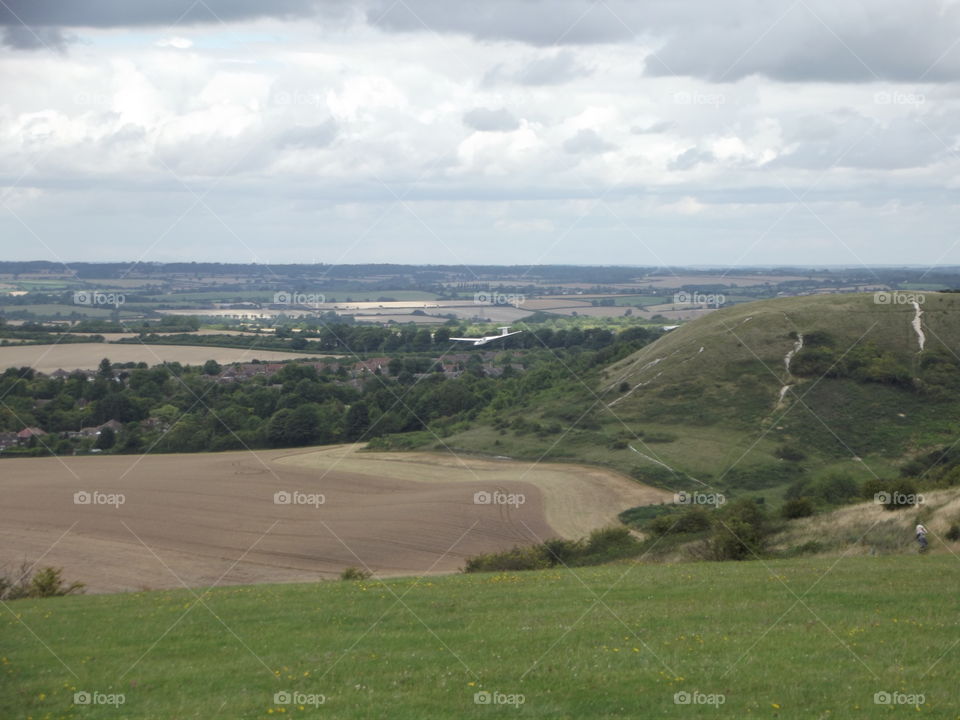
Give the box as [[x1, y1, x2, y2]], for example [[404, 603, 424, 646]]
[[0, 1, 958, 268]]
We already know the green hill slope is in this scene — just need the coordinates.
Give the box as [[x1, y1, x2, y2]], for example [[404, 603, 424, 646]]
[[597, 292, 960, 499]]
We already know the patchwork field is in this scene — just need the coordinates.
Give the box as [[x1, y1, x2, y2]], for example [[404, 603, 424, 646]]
[[0, 343, 333, 372], [0, 445, 667, 593]]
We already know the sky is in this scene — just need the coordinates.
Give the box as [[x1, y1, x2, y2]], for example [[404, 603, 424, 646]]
[[1, 0, 960, 269]]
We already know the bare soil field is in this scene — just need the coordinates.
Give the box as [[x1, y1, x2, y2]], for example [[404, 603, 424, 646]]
[[0, 343, 331, 373], [351, 314, 446, 325], [92, 330, 270, 340], [521, 298, 592, 310], [0, 446, 667, 593]]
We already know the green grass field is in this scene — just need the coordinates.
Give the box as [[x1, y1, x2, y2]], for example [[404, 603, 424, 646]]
[[0, 304, 140, 319], [139, 290, 442, 303], [4, 556, 956, 718]]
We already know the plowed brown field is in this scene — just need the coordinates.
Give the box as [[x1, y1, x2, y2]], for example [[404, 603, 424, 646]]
[[0, 445, 667, 593]]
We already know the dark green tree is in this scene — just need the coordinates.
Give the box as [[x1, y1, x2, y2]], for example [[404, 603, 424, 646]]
[[97, 358, 113, 379], [94, 426, 115, 450]]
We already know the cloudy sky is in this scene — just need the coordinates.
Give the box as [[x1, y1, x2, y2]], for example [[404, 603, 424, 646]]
[[1, 0, 959, 268]]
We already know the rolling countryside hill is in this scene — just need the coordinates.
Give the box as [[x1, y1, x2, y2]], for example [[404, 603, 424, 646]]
[[597, 292, 960, 500], [431, 292, 960, 511]]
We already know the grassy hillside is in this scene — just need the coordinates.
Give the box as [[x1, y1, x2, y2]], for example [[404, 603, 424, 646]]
[[431, 293, 960, 510], [595, 293, 960, 492], [4, 555, 955, 719]]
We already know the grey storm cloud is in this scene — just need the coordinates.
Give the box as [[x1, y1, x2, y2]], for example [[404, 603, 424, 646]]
[[366, 0, 633, 45], [8, 0, 960, 84], [368, 0, 960, 83], [0, 24, 71, 51], [0, 0, 330, 27], [0, 0, 349, 49], [645, 1, 960, 83], [462, 108, 519, 132], [563, 129, 616, 155]]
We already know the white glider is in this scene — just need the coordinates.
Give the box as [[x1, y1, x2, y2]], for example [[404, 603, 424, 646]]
[[450, 326, 524, 346]]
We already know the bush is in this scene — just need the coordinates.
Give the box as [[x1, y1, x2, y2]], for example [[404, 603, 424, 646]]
[[707, 499, 768, 561], [946, 524, 960, 542], [618, 503, 674, 527], [648, 506, 713, 536], [791, 346, 839, 377], [541, 538, 583, 565], [464, 546, 550, 573], [775, 443, 806, 462], [864, 478, 921, 511], [709, 519, 761, 561], [787, 472, 859, 506], [340, 567, 372, 581], [0, 563, 85, 600], [861, 477, 888, 500], [802, 330, 836, 349], [781, 497, 815, 519], [465, 527, 642, 573], [579, 526, 637, 563]]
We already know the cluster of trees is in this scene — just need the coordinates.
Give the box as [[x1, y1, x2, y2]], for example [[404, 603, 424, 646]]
[[464, 527, 641, 572], [641, 498, 770, 561], [0, 316, 200, 342], [271, 323, 634, 354], [0, 325, 658, 457], [116, 323, 654, 356], [790, 330, 960, 393]]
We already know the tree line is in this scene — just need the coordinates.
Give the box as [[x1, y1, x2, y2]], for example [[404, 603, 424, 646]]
[[0, 326, 658, 457]]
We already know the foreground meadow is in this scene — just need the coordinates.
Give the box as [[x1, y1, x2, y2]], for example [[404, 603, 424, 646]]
[[4, 555, 956, 718]]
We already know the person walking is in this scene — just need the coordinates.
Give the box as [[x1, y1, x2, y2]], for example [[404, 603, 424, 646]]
[[916, 523, 929, 552]]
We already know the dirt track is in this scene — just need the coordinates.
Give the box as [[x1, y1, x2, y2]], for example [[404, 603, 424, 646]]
[[0, 446, 668, 593]]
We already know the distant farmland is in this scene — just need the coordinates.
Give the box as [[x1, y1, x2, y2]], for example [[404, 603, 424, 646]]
[[0, 342, 333, 373]]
